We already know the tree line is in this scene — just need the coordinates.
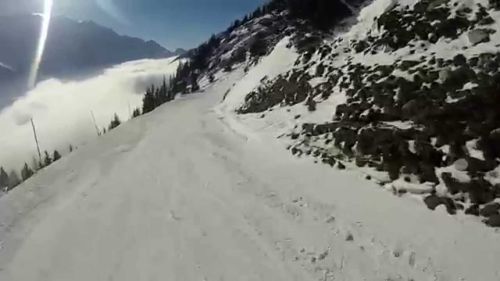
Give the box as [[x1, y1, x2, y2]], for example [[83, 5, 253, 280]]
[[268, 0, 353, 30], [0, 148, 66, 192]]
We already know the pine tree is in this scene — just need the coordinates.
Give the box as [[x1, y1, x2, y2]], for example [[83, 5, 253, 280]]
[[132, 108, 141, 118], [31, 157, 41, 172], [108, 114, 121, 130], [21, 163, 34, 181], [284, 0, 352, 30], [158, 77, 168, 104], [0, 167, 9, 189], [191, 73, 200, 92], [53, 150, 61, 162], [142, 86, 156, 114], [43, 151, 52, 167], [167, 76, 175, 101], [8, 170, 20, 190]]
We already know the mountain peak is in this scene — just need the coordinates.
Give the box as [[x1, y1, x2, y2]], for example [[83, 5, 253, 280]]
[[0, 14, 176, 106]]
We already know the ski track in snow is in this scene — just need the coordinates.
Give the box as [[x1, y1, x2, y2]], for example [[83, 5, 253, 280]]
[[0, 41, 500, 281]]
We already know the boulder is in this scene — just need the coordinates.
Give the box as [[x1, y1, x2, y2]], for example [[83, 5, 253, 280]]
[[322, 156, 336, 167], [441, 172, 468, 194], [439, 68, 452, 83], [337, 162, 346, 170], [424, 195, 442, 210], [441, 197, 457, 215], [453, 158, 468, 171], [465, 204, 480, 216], [468, 29, 490, 45], [485, 214, 500, 227], [467, 157, 496, 173], [468, 179, 495, 204], [479, 203, 500, 217], [453, 54, 467, 66]]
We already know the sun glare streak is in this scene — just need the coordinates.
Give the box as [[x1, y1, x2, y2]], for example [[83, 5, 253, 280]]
[[28, 0, 54, 89]]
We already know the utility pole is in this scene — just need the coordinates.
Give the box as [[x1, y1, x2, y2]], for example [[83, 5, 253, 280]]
[[30, 118, 42, 164], [90, 111, 101, 136]]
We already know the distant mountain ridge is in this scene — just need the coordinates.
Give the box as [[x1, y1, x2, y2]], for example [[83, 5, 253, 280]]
[[0, 14, 177, 107]]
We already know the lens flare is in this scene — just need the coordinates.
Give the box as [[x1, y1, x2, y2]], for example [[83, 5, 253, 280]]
[[28, 0, 54, 89]]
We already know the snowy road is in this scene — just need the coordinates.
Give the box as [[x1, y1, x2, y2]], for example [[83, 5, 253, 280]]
[[1, 74, 500, 281]]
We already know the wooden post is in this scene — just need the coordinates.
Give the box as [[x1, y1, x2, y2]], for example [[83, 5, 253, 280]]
[[30, 118, 42, 164], [90, 111, 101, 136]]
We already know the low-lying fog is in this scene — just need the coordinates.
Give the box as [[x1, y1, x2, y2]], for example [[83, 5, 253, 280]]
[[0, 57, 180, 171]]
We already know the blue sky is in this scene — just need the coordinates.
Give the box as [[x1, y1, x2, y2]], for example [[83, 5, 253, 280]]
[[54, 0, 267, 50], [0, 0, 267, 50]]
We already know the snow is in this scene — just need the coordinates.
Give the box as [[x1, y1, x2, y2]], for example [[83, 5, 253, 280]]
[[466, 139, 485, 161], [388, 179, 435, 194], [2, 0, 500, 280], [485, 165, 500, 185], [1, 53, 500, 280], [218, 37, 298, 113], [462, 82, 478, 90], [383, 120, 414, 130], [308, 77, 328, 87]]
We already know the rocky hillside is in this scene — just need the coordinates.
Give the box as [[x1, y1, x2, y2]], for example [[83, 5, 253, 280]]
[[160, 0, 500, 226]]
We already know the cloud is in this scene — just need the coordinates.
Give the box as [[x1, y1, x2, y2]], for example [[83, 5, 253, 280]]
[[0, 57, 180, 170]]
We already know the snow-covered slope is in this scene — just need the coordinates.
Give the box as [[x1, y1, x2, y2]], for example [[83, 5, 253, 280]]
[[217, 0, 500, 227], [1, 41, 500, 280], [1, 0, 500, 280]]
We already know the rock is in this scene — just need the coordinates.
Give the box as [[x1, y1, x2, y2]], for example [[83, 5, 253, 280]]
[[322, 156, 336, 167], [424, 194, 457, 214], [485, 214, 500, 227], [480, 203, 500, 217], [346, 232, 354, 241], [427, 0, 449, 10], [337, 162, 346, 170], [318, 250, 328, 260], [399, 60, 420, 71], [441, 197, 457, 215], [485, 60, 499, 73], [441, 172, 467, 194], [439, 68, 452, 82], [453, 158, 468, 171], [467, 157, 496, 173], [453, 54, 467, 66], [424, 195, 442, 210], [468, 29, 490, 45], [469, 179, 495, 204], [402, 99, 422, 118], [469, 57, 479, 67], [465, 204, 480, 216]]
